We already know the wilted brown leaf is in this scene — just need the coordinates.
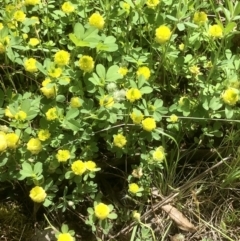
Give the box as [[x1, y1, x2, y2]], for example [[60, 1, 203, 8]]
[[169, 233, 185, 241], [161, 204, 197, 232]]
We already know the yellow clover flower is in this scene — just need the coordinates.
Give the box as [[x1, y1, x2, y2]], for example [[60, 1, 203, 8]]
[[6, 133, 19, 149], [208, 24, 223, 38], [155, 25, 171, 44], [28, 38, 40, 47], [130, 111, 144, 124], [189, 65, 202, 76], [113, 134, 127, 148], [38, 129, 51, 141], [118, 67, 128, 76], [179, 43, 184, 51], [146, 0, 160, 8], [79, 55, 94, 73], [126, 88, 142, 102], [193, 12, 208, 25], [48, 67, 62, 78], [99, 95, 114, 108], [56, 150, 70, 162], [29, 186, 46, 203], [137, 66, 151, 80], [15, 110, 27, 121], [71, 160, 86, 175], [70, 97, 81, 108], [4, 107, 14, 118], [58, 233, 73, 241], [27, 138, 42, 154], [94, 203, 110, 220], [41, 78, 56, 98], [46, 107, 58, 121], [89, 12, 105, 30], [24, 58, 38, 73], [85, 161, 97, 171], [0, 133, 7, 152], [222, 88, 239, 106], [54, 50, 70, 66], [122, 2, 130, 14], [128, 183, 140, 194], [142, 117, 156, 132], [169, 114, 178, 123], [13, 10, 26, 22], [24, 0, 40, 5], [152, 146, 165, 162], [61, 2, 75, 14]]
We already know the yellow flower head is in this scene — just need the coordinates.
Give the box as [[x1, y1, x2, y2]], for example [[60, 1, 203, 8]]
[[71, 160, 86, 175], [142, 117, 156, 132], [0, 134, 7, 152], [189, 65, 202, 75], [85, 161, 97, 171], [155, 25, 171, 44], [61, 2, 75, 14], [99, 95, 114, 108], [56, 150, 70, 162], [6, 133, 19, 149], [113, 133, 127, 148], [5, 107, 14, 118], [137, 66, 151, 80], [24, 0, 40, 5], [152, 146, 165, 162], [146, 0, 160, 8], [22, 33, 28, 39], [94, 203, 110, 220], [0, 43, 5, 54], [40, 79, 56, 99], [46, 107, 58, 121], [208, 24, 223, 38], [38, 129, 51, 141], [79, 55, 94, 73], [126, 88, 142, 102], [29, 186, 46, 203], [169, 114, 178, 123], [193, 11, 208, 25], [130, 110, 144, 124], [89, 12, 105, 30], [122, 2, 130, 14], [54, 50, 70, 66], [70, 97, 82, 108], [128, 183, 140, 194], [58, 233, 73, 241], [0, 23, 4, 30], [222, 88, 239, 106], [27, 138, 42, 154], [15, 110, 27, 121], [28, 38, 40, 47], [13, 10, 26, 22], [24, 58, 38, 73], [118, 67, 128, 76], [48, 67, 62, 78]]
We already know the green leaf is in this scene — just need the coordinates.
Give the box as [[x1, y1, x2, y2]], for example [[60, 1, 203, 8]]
[[224, 22, 237, 35], [74, 23, 84, 39], [34, 162, 43, 175], [225, 106, 233, 119], [106, 65, 122, 82], [140, 86, 153, 94], [56, 95, 66, 102], [65, 108, 79, 120], [177, 23, 185, 31], [209, 96, 222, 110], [61, 224, 69, 233], [166, 15, 178, 22], [63, 119, 82, 131], [108, 213, 118, 219], [22, 162, 33, 173], [21, 99, 31, 112], [69, 33, 89, 47], [96, 64, 106, 79]]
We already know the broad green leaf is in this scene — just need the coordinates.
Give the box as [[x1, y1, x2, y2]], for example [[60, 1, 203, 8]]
[[65, 108, 79, 120], [69, 33, 89, 47], [209, 96, 222, 110], [74, 23, 84, 39], [63, 119, 82, 131], [34, 162, 43, 175], [96, 64, 106, 79], [140, 86, 153, 94], [106, 65, 122, 82], [21, 99, 31, 112]]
